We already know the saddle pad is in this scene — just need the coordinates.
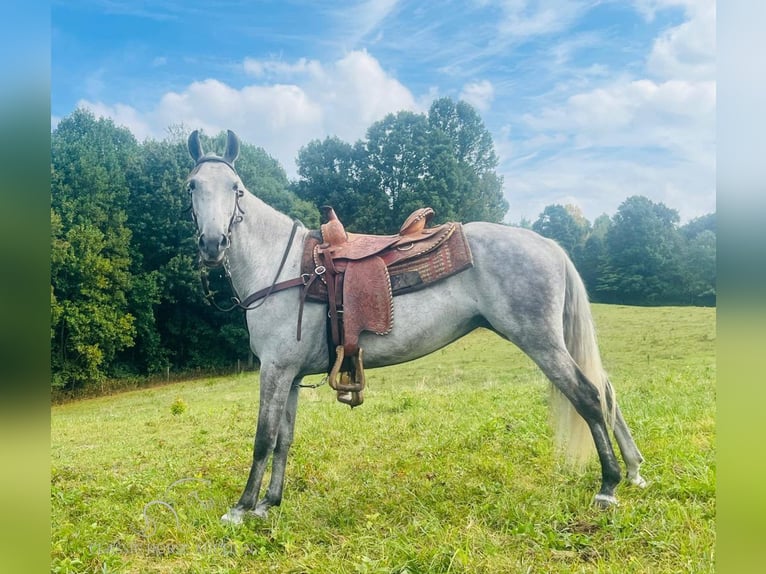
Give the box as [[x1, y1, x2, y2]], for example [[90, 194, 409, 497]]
[[388, 224, 474, 295], [342, 256, 393, 354]]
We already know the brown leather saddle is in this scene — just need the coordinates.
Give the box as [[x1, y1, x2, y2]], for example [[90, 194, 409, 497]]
[[301, 207, 473, 407]]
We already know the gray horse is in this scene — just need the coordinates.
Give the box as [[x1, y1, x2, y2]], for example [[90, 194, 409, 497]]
[[184, 130, 646, 524]]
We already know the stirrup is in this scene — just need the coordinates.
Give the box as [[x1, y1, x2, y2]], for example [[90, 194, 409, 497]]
[[328, 346, 366, 407], [336, 389, 364, 407]]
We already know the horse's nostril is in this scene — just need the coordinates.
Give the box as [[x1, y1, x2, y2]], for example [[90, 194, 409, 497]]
[[220, 234, 230, 249], [198, 234, 206, 249]]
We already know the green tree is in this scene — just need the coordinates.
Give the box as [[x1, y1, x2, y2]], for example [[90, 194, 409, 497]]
[[362, 110, 461, 232], [680, 213, 716, 239], [532, 204, 589, 259], [601, 196, 684, 305], [51, 109, 138, 389], [292, 136, 389, 232], [294, 98, 508, 234], [428, 98, 508, 222], [679, 214, 716, 306], [121, 134, 195, 374], [578, 213, 612, 300]]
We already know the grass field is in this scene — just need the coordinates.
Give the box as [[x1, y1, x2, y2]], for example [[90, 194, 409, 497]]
[[51, 304, 716, 573]]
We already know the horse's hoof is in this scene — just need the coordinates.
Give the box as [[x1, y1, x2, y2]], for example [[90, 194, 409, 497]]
[[253, 506, 269, 519], [221, 508, 245, 525], [629, 474, 648, 488], [594, 494, 618, 509], [221, 506, 270, 524]]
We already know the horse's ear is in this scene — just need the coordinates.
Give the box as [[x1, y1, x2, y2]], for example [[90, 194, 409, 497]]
[[224, 130, 240, 165], [188, 130, 204, 162]]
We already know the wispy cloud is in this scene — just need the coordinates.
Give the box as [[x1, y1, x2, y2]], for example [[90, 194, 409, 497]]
[[460, 80, 495, 112], [494, 0, 592, 39], [329, 0, 401, 48], [646, 0, 715, 81]]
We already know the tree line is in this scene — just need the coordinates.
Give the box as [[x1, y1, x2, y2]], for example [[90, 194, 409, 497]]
[[51, 101, 714, 393]]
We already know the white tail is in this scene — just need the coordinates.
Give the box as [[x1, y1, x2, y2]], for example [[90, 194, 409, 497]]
[[551, 255, 616, 468]]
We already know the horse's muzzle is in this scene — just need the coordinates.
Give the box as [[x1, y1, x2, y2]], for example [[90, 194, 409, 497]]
[[198, 233, 229, 266]]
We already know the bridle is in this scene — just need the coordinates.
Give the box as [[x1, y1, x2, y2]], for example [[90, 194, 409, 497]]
[[187, 156, 304, 313], [187, 156, 245, 249]]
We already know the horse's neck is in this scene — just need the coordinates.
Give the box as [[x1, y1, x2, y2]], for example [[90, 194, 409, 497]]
[[227, 193, 306, 298]]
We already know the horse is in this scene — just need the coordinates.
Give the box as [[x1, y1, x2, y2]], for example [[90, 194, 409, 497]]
[[184, 129, 646, 524]]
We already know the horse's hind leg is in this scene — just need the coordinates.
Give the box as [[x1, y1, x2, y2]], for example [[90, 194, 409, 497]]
[[613, 403, 647, 488], [531, 346, 623, 506], [254, 379, 301, 517]]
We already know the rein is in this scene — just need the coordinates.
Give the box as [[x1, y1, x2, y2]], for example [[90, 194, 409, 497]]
[[199, 211, 304, 313]]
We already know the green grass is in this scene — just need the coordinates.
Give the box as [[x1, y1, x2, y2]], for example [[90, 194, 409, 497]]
[[51, 304, 715, 573]]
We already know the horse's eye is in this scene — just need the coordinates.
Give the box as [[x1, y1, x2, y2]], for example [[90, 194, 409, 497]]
[[187, 180, 196, 192]]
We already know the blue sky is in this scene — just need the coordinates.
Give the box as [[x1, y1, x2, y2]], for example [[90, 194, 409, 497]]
[[51, 0, 715, 224]]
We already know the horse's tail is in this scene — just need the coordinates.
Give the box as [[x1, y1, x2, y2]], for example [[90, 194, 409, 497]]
[[551, 254, 616, 468]]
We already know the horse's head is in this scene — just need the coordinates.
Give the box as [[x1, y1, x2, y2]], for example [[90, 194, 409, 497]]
[[186, 129, 244, 267]]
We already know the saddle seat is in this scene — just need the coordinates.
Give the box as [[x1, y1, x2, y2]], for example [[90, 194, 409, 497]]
[[306, 207, 473, 407]]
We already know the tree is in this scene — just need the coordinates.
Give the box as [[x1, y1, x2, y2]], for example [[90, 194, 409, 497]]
[[121, 134, 194, 374], [361, 110, 462, 232], [532, 204, 589, 260], [679, 214, 716, 306], [601, 196, 684, 305], [428, 98, 508, 222], [680, 213, 716, 239], [51, 109, 138, 389], [294, 98, 508, 234], [292, 136, 389, 232], [578, 214, 612, 300]]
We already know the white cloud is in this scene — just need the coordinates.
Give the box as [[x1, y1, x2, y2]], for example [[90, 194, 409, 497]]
[[460, 80, 495, 112], [525, 78, 714, 136], [326, 50, 418, 137], [646, 0, 715, 81], [243, 57, 324, 79], [504, 74, 715, 222], [502, 151, 715, 224], [75, 50, 418, 176], [75, 100, 155, 141]]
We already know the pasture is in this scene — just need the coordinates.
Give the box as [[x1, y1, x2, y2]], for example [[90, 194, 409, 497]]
[[51, 304, 715, 573]]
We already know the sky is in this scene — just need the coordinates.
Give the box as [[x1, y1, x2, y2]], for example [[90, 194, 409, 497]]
[[51, 0, 715, 224]]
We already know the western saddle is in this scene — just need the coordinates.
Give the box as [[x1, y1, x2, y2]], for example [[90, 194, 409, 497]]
[[301, 206, 473, 407]]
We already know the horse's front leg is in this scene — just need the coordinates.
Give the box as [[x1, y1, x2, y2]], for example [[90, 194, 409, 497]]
[[254, 378, 301, 517], [222, 364, 296, 524]]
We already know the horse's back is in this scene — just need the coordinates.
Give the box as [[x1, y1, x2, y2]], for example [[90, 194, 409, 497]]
[[462, 221, 569, 292], [357, 222, 569, 368]]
